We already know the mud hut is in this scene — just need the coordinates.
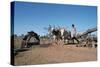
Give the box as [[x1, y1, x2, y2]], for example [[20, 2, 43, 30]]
[[21, 31, 40, 48]]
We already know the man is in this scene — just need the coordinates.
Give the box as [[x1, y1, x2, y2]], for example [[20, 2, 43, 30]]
[[71, 24, 79, 44]]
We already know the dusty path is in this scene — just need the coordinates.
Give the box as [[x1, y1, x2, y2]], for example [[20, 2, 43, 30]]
[[15, 44, 97, 65]]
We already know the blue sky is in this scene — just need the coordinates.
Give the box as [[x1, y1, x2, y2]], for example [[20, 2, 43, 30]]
[[13, 1, 97, 36]]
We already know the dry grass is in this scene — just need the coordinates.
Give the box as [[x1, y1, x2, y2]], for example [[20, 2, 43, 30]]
[[14, 38, 97, 65], [14, 44, 97, 66], [14, 37, 22, 49]]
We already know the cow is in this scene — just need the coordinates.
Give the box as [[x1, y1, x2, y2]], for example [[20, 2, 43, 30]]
[[50, 26, 71, 45]]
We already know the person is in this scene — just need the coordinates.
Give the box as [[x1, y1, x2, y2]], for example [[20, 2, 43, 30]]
[[71, 24, 79, 44]]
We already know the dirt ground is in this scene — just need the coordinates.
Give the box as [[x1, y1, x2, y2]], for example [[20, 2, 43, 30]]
[[14, 43, 97, 66]]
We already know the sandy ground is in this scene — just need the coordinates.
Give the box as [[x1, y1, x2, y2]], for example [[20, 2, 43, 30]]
[[14, 43, 97, 65]]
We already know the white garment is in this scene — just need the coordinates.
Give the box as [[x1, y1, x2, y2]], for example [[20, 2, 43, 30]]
[[71, 27, 76, 38], [60, 28, 65, 36]]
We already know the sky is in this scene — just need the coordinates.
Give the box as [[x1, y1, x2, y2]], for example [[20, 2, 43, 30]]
[[13, 1, 97, 36]]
